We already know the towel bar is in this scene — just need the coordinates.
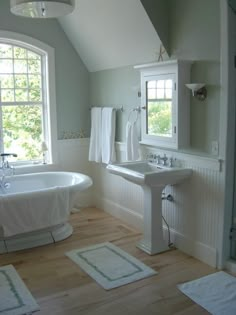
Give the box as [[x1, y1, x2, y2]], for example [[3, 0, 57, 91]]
[[89, 106, 124, 112]]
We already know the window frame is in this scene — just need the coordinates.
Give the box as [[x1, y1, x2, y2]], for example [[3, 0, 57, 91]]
[[0, 31, 58, 165], [141, 71, 177, 148]]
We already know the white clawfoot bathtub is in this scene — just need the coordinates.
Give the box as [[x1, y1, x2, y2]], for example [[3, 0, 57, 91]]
[[0, 172, 92, 253]]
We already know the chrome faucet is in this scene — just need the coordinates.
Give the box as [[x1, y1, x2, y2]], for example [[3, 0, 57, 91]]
[[0, 153, 17, 189], [156, 155, 162, 165], [159, 154, 168, 166]]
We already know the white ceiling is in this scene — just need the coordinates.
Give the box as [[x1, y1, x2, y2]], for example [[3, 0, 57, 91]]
[[59, 0, 162, 72]]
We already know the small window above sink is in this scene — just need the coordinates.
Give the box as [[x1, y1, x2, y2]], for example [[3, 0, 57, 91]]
[[135, 60, 192, 149]]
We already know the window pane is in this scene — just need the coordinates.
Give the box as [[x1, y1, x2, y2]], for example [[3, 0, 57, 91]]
[[148, 88, 156, 99], [147, 101, 172, 137], [29, 89, 41, 102], [0, 44, 12, 58], [0, 60, 13, 73], [15, 74, 28, 88], [0, 43, 46, 162], [157, 89, 164, 99], [29, 74, 41, 89], [166, 80, 172, 89], [165, 89, 172, 99], [1, 89, 14, 102], [28, 51, 40, 60], [2, 105, 42, 160], [15, 89, 28, 102], [157, 80, 164, 88], [14, 46, 27, 59], [28, 59, 41, 73], [14, 59, 27, 73], [147, 81, 156, 88], [0, 75, 14, 88]]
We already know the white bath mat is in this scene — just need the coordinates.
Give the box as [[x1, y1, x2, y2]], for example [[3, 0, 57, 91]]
[[66, 242, 157, 290], [178, 271, 236, 315], [0, 265, 39, 315]]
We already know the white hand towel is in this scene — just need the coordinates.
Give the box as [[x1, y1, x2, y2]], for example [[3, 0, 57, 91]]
[[131, 122, 140, 160], [89, 107, 102, 162], [101, 108, 116, 164], [126, 121, 140, 161], [126, 121, 132, 161]]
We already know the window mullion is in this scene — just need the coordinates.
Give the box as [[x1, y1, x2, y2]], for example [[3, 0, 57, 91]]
[[12, 44, 16, 102], [1, 101, 42, 106], [26, 49, 29, 102]]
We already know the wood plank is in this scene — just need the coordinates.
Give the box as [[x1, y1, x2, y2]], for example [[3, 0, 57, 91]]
[[0, 208, 216, 314]]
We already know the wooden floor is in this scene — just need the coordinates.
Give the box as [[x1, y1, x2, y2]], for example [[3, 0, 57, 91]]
[[0, 208, 216, 315]]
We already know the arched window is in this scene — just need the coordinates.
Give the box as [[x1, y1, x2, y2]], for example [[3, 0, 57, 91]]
[[0, 31, 57, 164]]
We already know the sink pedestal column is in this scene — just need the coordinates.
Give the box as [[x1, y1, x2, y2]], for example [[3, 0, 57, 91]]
[[137, 185, 169, 255]]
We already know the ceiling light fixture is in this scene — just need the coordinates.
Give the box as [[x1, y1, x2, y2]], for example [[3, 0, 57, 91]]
[[10, 0, 75, 18]]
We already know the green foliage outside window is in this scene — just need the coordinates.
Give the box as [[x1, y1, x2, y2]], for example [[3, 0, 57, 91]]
[[0, 43, 43, 161], [2, 105, 42, 160], [148, 101, 172, 137]]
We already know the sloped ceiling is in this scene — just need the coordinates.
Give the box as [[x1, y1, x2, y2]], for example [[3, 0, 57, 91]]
[[59, 0, 164, 72], [140, 0, 170, 55]]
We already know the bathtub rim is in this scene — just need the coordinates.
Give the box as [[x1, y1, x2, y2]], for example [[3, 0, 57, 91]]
[[0, 171, 93, 197]]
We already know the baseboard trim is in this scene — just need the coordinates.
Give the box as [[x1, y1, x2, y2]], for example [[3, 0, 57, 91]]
[[95, 194, 217, 267], [164, 227, 217, 267], [226, 260, 236, 273], [94, 194, 143, 232]]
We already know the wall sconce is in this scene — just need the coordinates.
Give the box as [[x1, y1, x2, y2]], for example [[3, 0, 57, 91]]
[[185, 83, 207, 101]]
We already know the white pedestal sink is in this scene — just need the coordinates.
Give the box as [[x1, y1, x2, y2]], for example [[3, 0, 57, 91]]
[[107, 161, 192, 255]]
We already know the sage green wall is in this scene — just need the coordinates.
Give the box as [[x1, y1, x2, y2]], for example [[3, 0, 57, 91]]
[[0, 0, 89, 139], [89, 67, 140, 141], [90, 0, 220, 155], [169, 0, 220, 153]]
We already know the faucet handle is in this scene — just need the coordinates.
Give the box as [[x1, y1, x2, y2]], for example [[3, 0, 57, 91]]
[[0, 153, 17, 158], [162, 154, 168, 166], [0, 153, 17, 169], [0, 153, 17, 162], [157, 154, 161, 164], [146, 153, 153, 162]]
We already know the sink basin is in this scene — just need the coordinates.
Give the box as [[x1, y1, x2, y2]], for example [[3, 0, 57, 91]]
[[107, 160, 192, 255], [107, 161, 192, 187]]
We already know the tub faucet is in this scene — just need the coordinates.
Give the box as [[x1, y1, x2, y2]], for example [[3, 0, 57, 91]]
[[0, 153, 17, 188], [0, 153, 17, 168]]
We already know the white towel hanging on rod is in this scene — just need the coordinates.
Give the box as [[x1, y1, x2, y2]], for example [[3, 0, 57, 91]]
[[126, 106, 140, 161], [127, 106, 141, 123]]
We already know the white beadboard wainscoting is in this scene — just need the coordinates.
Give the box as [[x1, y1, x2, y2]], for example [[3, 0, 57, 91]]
[[56, 138, 225, 268], [92, 142, 225, 268], [57, 138, 94, 209]]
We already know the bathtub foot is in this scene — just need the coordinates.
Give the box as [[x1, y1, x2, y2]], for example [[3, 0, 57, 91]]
[[0, 223, 73, 253]]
